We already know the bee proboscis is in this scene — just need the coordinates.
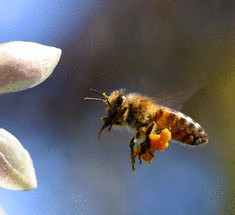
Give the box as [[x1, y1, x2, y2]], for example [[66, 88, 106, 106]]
[[84, 88, 208, 170]]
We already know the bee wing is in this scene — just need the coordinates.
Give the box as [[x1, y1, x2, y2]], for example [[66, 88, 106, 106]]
[[150, 91, 184, 110], [141, 76, 205, 110]]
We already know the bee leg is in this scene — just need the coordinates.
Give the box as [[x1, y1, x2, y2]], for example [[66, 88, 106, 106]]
[[137, 138, 146, 165], [138, 154, 142, 165], [120, 106, 127, 116], [130, 136, 136, 171], [145, 133, 151, 148], [146, 122, 155, 136], [143, 122, 155, 151], [137, 122, 156, 164], [139, 136, 149, 163]]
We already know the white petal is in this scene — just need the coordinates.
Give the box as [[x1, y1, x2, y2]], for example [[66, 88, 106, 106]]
[[0, 205, 7, 215], [0, 41, 62, 94], [0, 128, 37, 191]]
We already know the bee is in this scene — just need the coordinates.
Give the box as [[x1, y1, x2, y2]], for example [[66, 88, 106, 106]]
[[84, 88, 208, 170]]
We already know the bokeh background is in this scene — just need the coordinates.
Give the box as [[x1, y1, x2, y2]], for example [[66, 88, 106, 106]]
[[0, 0, 234, 214]]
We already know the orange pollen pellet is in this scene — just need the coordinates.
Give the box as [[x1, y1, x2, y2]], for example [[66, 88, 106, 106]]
[[149, 128, 171, 151]]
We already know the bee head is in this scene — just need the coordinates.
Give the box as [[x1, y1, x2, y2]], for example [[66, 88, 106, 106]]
[[84, 88, 127, 141], [105, 89, 126, 112]]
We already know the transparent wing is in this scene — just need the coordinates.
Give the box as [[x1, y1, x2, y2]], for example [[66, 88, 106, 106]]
[[140, 76, 205, 110]]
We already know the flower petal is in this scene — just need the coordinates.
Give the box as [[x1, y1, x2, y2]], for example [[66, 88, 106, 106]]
[[0, 41, 62, 94], [0, 205, 7, 215], [0, 128, 37, 191]]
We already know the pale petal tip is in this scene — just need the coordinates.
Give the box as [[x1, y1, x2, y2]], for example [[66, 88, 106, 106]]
[[22, 178, 37, 191], [0, 128, 37, 191], [0, 205, 8, 215], [0, 41, 62, 94], [30, 45, 62, 88]]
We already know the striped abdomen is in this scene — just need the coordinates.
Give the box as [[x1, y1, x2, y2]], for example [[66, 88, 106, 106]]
[[153, 108, 208, 145]]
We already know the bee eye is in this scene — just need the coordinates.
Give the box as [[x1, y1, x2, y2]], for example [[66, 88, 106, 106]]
[[116, 96, 123, 106]]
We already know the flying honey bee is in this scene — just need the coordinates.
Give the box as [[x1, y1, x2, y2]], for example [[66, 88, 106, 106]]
[[84, 88, 208, 170]]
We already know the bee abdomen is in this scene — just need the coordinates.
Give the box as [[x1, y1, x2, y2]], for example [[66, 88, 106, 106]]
[[154, 108, 208, 145]]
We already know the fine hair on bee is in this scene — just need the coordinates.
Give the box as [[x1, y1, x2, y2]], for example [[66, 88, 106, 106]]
[[84, 88, 208, 170]]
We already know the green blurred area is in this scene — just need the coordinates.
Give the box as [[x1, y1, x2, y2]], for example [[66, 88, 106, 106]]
[[183, 56, 234, 214]]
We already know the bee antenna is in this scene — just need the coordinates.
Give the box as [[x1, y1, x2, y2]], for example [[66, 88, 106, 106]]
[[84, 97, 106, 103], [89, 88, 111, 106], [89, 88, 104, 96]]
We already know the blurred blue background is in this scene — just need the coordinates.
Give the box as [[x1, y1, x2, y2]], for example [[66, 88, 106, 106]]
[[0, 0, 234, 214]]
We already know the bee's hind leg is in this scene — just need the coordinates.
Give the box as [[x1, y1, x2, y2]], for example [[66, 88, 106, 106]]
[[130, 124, 156, 170], [138, 134, 155, 164], [136, 122, 156, 164], [130, 136, 136, 171], [141, 122, 155, 152]]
